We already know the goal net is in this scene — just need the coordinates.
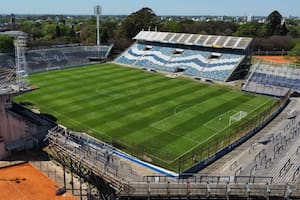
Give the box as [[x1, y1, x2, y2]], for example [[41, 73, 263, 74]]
[[229, 111, 248, 125]]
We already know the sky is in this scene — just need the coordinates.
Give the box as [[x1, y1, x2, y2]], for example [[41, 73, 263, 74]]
[[0, 0, 299, 17]]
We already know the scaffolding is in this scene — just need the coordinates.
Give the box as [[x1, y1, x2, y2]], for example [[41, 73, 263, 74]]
[[45, 125, 300, 199], [14, 34, 29, 91], [45, 125, 128, 198]]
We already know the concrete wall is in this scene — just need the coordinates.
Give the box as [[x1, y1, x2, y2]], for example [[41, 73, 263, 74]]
[[0, 94, 55, 159], [0, 95, 27, 142]]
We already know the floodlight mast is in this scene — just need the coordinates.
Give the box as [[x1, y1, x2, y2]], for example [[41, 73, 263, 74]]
[[94, 5, 102, 47]]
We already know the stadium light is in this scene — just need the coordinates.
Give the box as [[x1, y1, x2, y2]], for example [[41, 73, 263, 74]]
[[94, 5, 102, 47]]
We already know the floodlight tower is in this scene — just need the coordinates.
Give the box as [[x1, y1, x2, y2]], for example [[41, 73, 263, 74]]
[[94, 5, 102, 47], [14, 33, 29, 91]]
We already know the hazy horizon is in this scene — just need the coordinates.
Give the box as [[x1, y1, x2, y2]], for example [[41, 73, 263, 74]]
[[0, 0, 299, 17]]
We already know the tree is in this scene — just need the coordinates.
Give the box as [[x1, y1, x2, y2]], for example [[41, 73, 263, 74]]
[[55, 25, 61, 37], [116, 7, 158, 39], [288, 43, 300, 62], [80, 25, 96, 44], [234, 22, 267, 37], [253, 36, 294, 51], [278, 22, 289, 35], [42, 23, 57, 40], [0, 35, 14, 53], [100, 19, 118, 44], [161, 20, 181, 33], [266, 10, 288, 36]]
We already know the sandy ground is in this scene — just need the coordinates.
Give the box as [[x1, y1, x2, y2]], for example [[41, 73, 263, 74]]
[[255, 56, 297, 64], [0, 162, 76, 200]]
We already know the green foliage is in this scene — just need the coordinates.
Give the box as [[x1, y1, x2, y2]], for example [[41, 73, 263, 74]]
[[116, 7, 158, 38], [235, 22, 267, 37], [100, 19, 118, 43], [288, 42, 300, 61], [266, 10, 288, 36], [12, 9, 300, 51], [199, 21, 238, 35], [287, 25, 300, 37], [42, 23, 57, 40], [161, 20, 182, 33], [80, 25, 96, 44], [267, 10, 282, 35], [20, 20, 78, 44], [253, 36, 294, 51], [0, 35, 14, 53]]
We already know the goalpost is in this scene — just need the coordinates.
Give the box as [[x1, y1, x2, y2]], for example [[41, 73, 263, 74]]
[[229, 111, 248, 125]]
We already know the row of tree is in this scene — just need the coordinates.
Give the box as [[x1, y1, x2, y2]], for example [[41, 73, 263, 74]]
[[0, 8, 299, 59]]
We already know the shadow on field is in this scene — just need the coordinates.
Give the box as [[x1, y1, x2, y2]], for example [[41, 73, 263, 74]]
[[40, 113, 57, 122]]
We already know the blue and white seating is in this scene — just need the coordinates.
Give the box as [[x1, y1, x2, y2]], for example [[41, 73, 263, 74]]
[[116, 43, 244, 82], [245, 63, 300, 94], [250, 72, 300, 91]]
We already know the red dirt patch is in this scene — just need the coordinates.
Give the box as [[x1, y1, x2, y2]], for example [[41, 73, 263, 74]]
[[255, 56, 297, 64], [0, 163, 75, 200]]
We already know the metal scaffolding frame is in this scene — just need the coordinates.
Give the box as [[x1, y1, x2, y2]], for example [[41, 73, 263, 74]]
[[45, 125, 300, 199]]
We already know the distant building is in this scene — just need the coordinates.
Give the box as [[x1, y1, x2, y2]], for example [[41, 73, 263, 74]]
[[247, 14, 252, 22]]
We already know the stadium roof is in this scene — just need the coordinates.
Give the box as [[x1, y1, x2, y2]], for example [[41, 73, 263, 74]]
[[134, 31, 252, 50]]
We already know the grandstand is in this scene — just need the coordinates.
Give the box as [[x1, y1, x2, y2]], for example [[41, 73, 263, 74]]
[[0, 53, 14, 69], [25, 45, 113, 73], [116, 31, 252, 82], [0, 40, 113, 75], [243, 62, 300, 96]]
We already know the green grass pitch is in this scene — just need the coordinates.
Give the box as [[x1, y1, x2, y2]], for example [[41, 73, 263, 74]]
[[15, 63, 275, 169]]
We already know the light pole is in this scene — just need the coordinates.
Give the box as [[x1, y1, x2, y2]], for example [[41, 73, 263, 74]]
[[94, 5, 102, 57]]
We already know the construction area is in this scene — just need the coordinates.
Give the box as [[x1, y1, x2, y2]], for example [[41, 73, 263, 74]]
[[0, 162, 75, 200]]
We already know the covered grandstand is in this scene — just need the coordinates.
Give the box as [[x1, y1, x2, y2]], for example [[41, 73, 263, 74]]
[[25, 44, 113, 73], [115, 31, 252, 82], [0, 45, 113, 73]]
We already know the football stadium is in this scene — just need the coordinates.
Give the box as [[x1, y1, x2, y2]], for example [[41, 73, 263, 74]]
[[1, 3, 300, 200]]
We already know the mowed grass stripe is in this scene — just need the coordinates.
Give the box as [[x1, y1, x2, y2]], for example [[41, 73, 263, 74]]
[[76, 80, 198, 126], [152, 95, 254, 154], [61, 77, 187, 118], [15, 63, 275, 166], [105, 86, 227, 138], [29, 68, 164, 106], [33, 65, 146, 88]]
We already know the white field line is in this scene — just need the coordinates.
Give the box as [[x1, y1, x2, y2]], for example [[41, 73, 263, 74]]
[[168, 98, 275, 163], [40, 104, 179, 164], [203, 124, 218, 131], [203, 109, 239, 131], [150, 125, 199, 145]]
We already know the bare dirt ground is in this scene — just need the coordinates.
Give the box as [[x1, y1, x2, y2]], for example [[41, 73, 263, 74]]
[[0, 162, 75, 200], [255, 56, 297, 64], [0, 150, 86, 200]]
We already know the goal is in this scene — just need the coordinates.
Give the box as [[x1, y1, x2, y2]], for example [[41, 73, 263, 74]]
[[229, 111, 248, 125]]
